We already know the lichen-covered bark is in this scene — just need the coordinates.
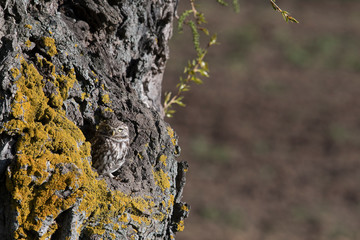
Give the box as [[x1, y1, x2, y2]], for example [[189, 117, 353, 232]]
[[0, 0, 189, 239]]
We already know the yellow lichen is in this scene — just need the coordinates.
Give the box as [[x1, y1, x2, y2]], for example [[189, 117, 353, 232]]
[[25, 39, 32, 48], [131, 197, 152, 214], [24, 24, 32, 29], [119, 213, 129, 223], [110, 233, 116, 239], [153, 169, 170, 193], [159, 155, 167, 166], [113, 223, 120, 231], [101, 94, 110, 104], [181, 204, 189, 212], [10, 68, 20, 79], [4, 56, 162, 239], [49, 93, 63, 108], [167, 126, 177, 146], [4, 58, 90, 239], [176, 220, 185, 232], [153, 212, 165, 221], [168, 195, 175, 208], [81, 92, 87, 101], [130, 214, 151, 225], [42, 37, 58, 57]]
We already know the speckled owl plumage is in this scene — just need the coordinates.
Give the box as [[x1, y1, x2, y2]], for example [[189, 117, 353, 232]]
[[91, 119, 129, 178]]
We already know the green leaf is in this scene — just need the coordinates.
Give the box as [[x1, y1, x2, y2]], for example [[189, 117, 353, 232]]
[[288, 16, 299, 23], [232, 0, 240, 13], [164, 92, 171, 103], [199, 60, 206, 69], [177, 102, 186, 107], [196, 13, 206, 24], [178, 83, 190, 92], [209, 34, 218, 46], [178, 10, 192, 32], [198, 69, 209, 77], [216, 0, 228, 6], [166, 109, 176, 118], [192, 77, 203, 84], [199, 27, 210, 36]]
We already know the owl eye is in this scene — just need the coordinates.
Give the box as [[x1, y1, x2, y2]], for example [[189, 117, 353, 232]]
[[118, 129, 123, 133]]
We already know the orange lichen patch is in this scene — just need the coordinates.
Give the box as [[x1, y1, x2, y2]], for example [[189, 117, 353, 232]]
[[159, 155, 167, 166], [42, 37, 58, 57], [153, 169, 170, 193]]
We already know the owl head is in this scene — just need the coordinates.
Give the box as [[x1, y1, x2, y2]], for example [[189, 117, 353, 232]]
[[97, 119, 129, 140]]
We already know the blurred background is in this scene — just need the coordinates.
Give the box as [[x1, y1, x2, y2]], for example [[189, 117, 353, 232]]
[[163, 0, 360, 239]]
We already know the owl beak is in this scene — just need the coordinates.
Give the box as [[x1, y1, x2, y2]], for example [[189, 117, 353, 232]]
[[112, 130, 116, 136]]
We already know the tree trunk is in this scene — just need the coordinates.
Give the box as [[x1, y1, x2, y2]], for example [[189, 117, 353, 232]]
[[0, 0, 189, 239]]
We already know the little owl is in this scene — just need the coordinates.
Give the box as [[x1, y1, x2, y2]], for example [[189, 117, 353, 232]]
[[91, 119, 130, 178]]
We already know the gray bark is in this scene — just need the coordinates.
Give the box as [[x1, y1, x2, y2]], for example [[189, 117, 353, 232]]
[[0, 0, 189, 239]]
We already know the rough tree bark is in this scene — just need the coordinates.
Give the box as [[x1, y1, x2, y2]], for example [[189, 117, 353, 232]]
[[0, 0, 189, 239]]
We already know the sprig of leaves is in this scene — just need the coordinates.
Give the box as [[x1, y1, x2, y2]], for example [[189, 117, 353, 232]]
[[164, 0, 220, 118], [216, 0, 240, 12], [164, 0, 297, 118], [270, 0, 299, 23]]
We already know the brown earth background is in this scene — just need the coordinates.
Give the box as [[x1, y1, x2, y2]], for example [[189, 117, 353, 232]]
[[163, 0, 360, 239]]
